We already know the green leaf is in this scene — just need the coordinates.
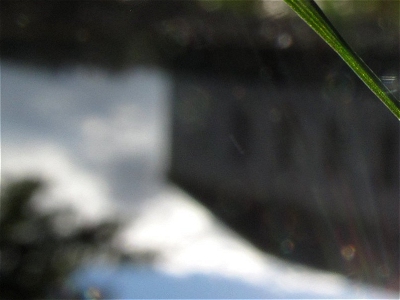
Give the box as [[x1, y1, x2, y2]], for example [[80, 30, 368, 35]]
[[283, 0, 400, 119]]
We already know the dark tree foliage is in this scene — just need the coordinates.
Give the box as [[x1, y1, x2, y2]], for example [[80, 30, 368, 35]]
[[0, 179, 120, 299]]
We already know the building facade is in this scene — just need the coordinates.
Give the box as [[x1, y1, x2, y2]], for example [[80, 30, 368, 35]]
[[169, 38, 399, 288]]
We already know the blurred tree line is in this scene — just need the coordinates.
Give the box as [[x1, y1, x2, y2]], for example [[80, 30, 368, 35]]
[[2, 0, 396, 71], [0, 179, 155, 299]]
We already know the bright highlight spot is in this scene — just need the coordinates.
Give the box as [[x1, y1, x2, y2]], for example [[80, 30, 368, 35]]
[[341, 244, 356, 261], [84, 287, 102, 300], [277, 33, 293, 49]]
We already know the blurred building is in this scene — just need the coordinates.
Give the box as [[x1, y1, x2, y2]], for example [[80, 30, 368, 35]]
[[168, 13, 399, 289]]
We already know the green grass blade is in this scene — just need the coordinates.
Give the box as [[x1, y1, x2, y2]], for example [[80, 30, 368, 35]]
[[283, 0, 400, 119]]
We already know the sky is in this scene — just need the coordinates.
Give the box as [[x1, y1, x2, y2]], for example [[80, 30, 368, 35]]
[[2, 61, 170, 220], [2, 60, 397, 298]]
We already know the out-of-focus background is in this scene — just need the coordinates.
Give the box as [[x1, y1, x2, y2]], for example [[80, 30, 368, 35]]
[[1, 0, 399, 298]]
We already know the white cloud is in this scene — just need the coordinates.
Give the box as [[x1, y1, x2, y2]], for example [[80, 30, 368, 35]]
[[80, 103, 158, 163]]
